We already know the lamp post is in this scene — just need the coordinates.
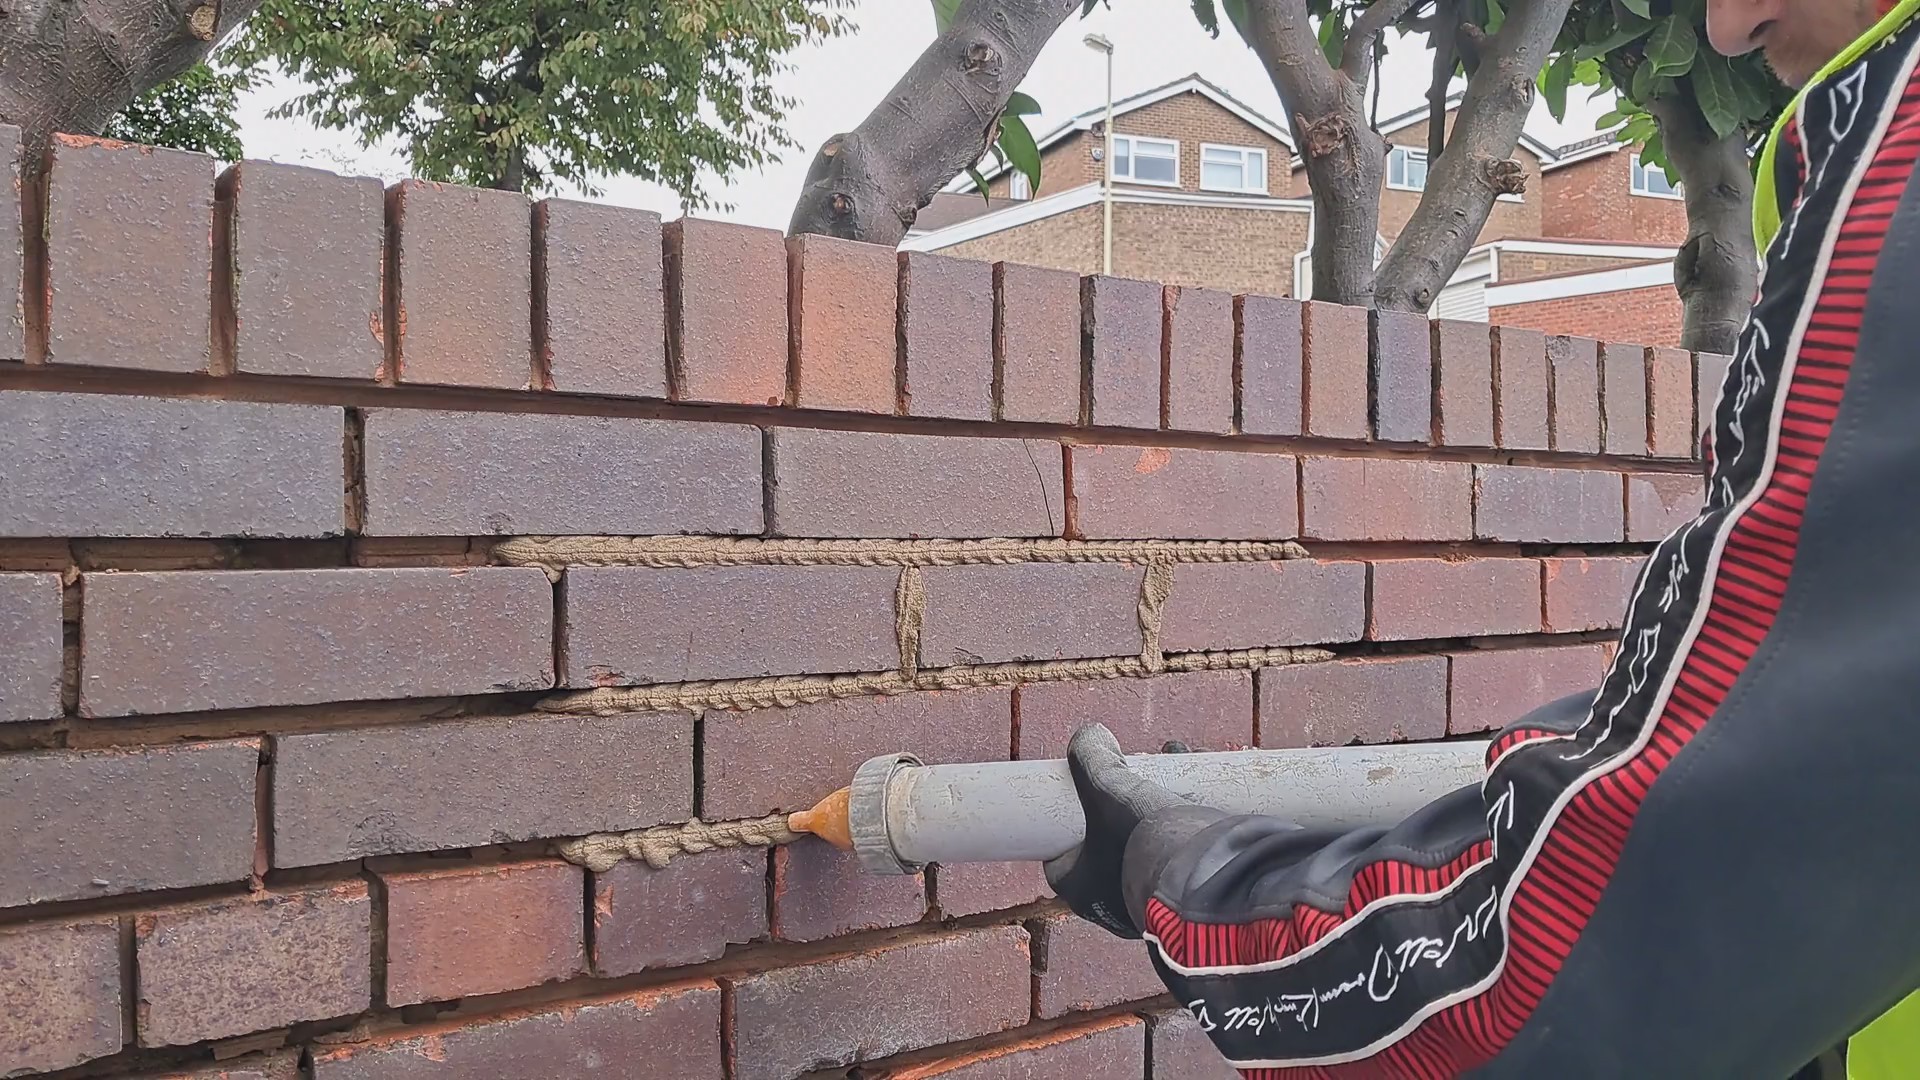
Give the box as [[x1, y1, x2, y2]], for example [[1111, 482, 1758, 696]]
[[1083, 33, 1115, 275]]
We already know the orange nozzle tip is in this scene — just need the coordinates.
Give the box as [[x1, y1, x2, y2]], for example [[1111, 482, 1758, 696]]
[[787, 786, 853, 850]]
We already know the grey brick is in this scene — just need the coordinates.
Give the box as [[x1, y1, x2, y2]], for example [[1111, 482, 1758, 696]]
[[769, 429, 1064, 538], [537, 198, 667, 398], [0, 572, 62, 723], [919, 563, 1142, 666], [361, 409, 761, 536], [390, 179, 532, 389], [0, 920, 120, 1073]]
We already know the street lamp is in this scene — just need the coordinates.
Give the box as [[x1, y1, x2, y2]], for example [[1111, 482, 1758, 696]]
[[1083, 33, 1114, 275]]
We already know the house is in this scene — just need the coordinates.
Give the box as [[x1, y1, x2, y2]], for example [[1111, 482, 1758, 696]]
[[902, 76, 1695, 345]]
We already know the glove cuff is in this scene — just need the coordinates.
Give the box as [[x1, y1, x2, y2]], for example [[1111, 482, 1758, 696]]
[[1121, 804, 1229, 935]]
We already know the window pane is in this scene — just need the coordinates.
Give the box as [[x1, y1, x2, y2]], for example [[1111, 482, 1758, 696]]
[[1389, 148, 1405, 187], [1408, 152, 1428, 190], [1113, 137, 1131, 178], [1137, 153, 1178, 183], [1202, 158, 1245, 190], [1247, 150, 1266, 187]]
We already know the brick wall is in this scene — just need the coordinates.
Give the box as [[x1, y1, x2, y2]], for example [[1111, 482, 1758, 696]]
[[1492, 284, 1688, 348], [1541, 149, 1691, 245], [0, 131, 1716, 1080]]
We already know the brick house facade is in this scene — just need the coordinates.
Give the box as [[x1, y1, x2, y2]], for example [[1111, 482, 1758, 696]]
[[907, 76, 1695, 345]]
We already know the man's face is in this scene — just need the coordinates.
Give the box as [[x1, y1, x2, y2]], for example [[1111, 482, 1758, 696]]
[[1706, 0, 1881, 85]]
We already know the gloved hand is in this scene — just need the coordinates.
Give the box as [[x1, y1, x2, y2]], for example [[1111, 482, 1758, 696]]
[[1042, 724, 1198, 938]]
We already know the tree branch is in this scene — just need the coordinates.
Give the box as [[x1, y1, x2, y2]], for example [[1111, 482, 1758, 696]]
[[788, 0, 1079, 244], [1341, 0, 1425, 82], [1426, 5, 1456, 160], [0, 0, 263, 160], [1647, 95, 1756, 354], [1373, 0, 1572, 311]]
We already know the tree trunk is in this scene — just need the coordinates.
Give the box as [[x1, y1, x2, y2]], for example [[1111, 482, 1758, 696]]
[[788, 0, 1079, 244], [0, 0, 262, 160], [1648, 96, 1756, 355], [1241, 0, 1386, 307], [1372, 0, 1574, 312]]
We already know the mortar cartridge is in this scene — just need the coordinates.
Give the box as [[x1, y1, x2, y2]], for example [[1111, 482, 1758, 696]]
[[787, 741, 1491, 875]]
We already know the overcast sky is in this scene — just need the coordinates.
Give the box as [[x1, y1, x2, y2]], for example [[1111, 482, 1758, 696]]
[[231, 3, 1622, 230]]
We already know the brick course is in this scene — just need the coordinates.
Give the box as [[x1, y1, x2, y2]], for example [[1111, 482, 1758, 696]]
[[379, 859, 585, 1006], [919, 563, 1142, 666], [1369, 558, 1543, 641], [1069, 444, 1296, 540], [1161, 560, 1366, 652], [1301, 457, 1472, 541], [769, 429, 1065, 538], [1475, 465, 1624, 543]]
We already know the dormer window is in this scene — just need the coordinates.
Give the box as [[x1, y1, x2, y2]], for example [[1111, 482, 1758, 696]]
[[1387, 146, 1428, 191]]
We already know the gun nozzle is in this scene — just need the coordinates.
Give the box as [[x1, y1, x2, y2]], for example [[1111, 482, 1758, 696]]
[[787, 786, 853, 850]]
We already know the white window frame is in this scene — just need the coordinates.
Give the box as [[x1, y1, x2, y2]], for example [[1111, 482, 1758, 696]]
[[1198, 142, 1269, 194], [1111, 134, 1180, 187], [1386, 145, 1428, 192], [1630, 154, 1684, 200], [1007, 170, 1031, 200]]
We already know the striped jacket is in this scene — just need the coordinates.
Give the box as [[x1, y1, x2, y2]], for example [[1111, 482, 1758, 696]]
[[1124, 7, 1920, 1075]]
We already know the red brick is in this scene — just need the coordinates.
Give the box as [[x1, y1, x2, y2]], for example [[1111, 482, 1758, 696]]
[[1, 739, 257, 907], [1300, 457, 1472, 541], [220, 161, 384, 379], [1164, 285, 1233, 433], [273, 712, 692, 867], [1434, 319, 1495, 447], [1239, 293, 1303, 436], [592, 849, 766, 975], [932, 861, 1052, 918], [701, 689, 1009, 819], [389, 179, 532, 389], [1495, 325, 1551, 450], [1162, 560, 1365, 652], [1649, 346, 1694, 458], [769, 429, 1065, 538], [1544, 555, 1646, 632], [725, 926, 1031, 1077], [1031, 910, 1166, 1018], [80, 568, 552, 717], [0, 572, 61, 723], [1369, 558, 1543, 641], [901, 252, 993, 420], [310, 983, 722, 1079], [1450, 644, 1608, 734], [0, 393, 344, 539], [1549, 335, 1603, 454], [362, 409, 761, 536], [1085, 275, 1162, 428], [0, 919, 120, 1073], [919, 563, 1141, 666], [1474, 465, 1625, 543], [1150, 1009, 1240, 1080], [562, 565, 898, 686], [45, 135, 211, 372], [1069, 444, 1297, 540], [788, 234, 897, 413], [666, 217, 787, 406], [0, 125, 19, 360], [772, 839, 926, 943], [1698, 350, 1732, 444], [1302, 301, 1368, 439], [536, 198, 666, 397], [1015, 670, 1253, 757], [136, 882, 371, 1047], [890, 1015, 1145, 1078], [1602, 341, 1650, 456], [1627, 472, 1705, 541], [379, 860, 584, 1006], [995, 262, 1080, 424], [1371, 308, 1432, 443], [1257, 656, 1448, 747]]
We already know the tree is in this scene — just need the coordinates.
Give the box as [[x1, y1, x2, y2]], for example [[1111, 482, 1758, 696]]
[[1541, 0, 1791, 352], [103, 62, 250, 159], [0, 0, 264, 161], [790, 0, 1073, 242], [229, 0, 852, 205]]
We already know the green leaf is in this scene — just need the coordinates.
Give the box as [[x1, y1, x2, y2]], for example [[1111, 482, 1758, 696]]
[[967, 166, 992, 204], [1541, 52, 1573, 121], [1317, 14, 1346, 68], [1004, 91, 1042, 117], [1191, 0, 1221, 36], [1081, 0, 1104, 14], [1222, 0, 1252, 38], [1574, 17, 1654, 60], [1646, 16, 1698, 76], [1595, 107, 1627, 129], [1640, 129, 1668, 173], [932, 0, 963, 32], [1485, 0, 1506, 34], [1691, 52, 1743, 138], [1617, 0, 1652, 17], [1630, 57, 1655, 101], [997, 113, 1043, 192]]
